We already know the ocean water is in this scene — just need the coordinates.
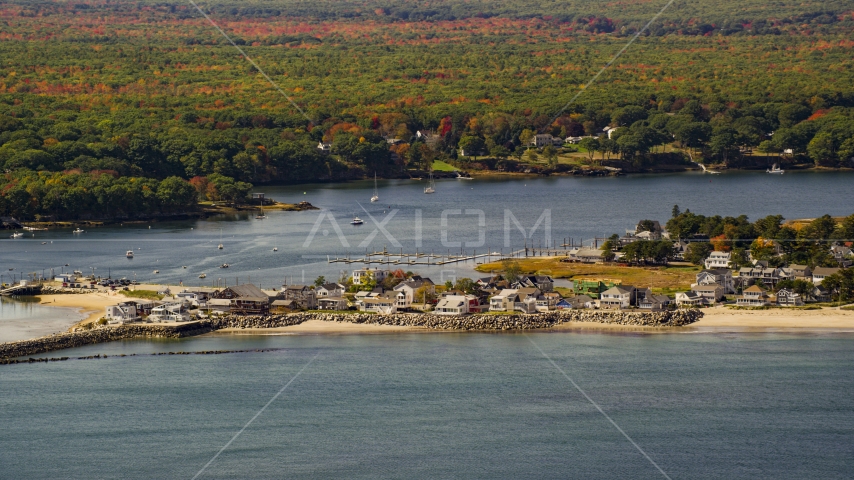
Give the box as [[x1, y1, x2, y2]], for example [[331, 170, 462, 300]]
[[2, 330, 853, 479], [0, 296, 83, 342], [1, 170, 853, 289]]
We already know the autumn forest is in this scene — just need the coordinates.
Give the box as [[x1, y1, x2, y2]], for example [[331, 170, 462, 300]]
[[1, 0, 853, 219]]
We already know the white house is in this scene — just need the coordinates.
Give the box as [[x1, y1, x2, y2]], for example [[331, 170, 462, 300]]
[[704, 251, 732, 269], [316, 283, 345, 298], [599, 285, 636, 309], [148, 303, 191, 323], [530, 134, 563, 147], [434, 294, 477, 315], [675, 291, 703, 306], [690, 284, 724, 304], [105, 302, 139, 324], [359, 293, 397, 315], [775, 288, 804, 307], [812, 267, 841, 285], [393, 278, 435, 306], [352, 268, 388, 285], [736, 285, 771, 307], [489, 289, 519, 312]]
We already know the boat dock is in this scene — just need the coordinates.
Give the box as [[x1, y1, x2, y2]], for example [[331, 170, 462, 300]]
[[0, 281, 43, 296], [327, 248, 527, 266]]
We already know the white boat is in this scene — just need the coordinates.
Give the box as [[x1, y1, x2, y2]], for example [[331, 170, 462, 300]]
[[126, 250, 134, 258], [9, 232, 23, 238], [424, 172, 436, 194], [256, 196, 266, 219], [217, 228, 224, 249], [370, 173, 380, 202], [456, 172, 473, 180], [351, 217, 364, 225], [182, 266, 187, 269], [73, 228, 84, 234], [153, 270, 159, 274], [273, 247, 278, 252], [767, 164, 784, 174], [198, 273, 207, 279], [219, 263, 230, 269]]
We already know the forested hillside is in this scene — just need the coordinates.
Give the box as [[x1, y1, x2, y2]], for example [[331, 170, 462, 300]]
[[1, 0, 853, 219]]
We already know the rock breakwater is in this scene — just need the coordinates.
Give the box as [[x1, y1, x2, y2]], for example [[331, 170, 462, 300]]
[[1, 309, 702, 359]]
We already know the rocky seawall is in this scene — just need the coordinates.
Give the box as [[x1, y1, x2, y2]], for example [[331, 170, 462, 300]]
[[1, 309, 702, 359]]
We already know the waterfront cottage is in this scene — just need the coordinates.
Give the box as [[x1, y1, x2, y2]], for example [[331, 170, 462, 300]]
[[315, 283, 345, 298], [270, 299, 295, 314], [359, 294, 397, 315], [281, 285, 317, 309], [105, 302, 139, 324], [489, 289, 519, 312], [393, 278, 436, 306], [637, 288, 672, 311], [675, 291, 703, 306], [434, 294, 478, 315], [317, 297, 348, 311], [599, 285, 637, 309], [567, 295, 596, 309], [574, 248, 606, 264], [214, 284, 271, 315], [148, 303, 190, 323], [775, 289, 804, 307], [737, 285, 771, 307], [690, 284, 725, 304]]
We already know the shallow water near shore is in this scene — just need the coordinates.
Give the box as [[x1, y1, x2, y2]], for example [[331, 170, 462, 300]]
[[0, 296, 84, 342], [2, 331, 854, 479]]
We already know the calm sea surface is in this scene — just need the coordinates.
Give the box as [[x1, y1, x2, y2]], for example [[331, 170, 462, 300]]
[[1, 171, 853, 289], [2, 331, 854, 479]]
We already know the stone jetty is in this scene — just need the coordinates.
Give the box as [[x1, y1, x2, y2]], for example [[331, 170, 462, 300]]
[[0, 309, 702, 360]]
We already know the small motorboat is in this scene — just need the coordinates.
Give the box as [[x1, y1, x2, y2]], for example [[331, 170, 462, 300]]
[[182, 266, 187, 269], [126, 250, 134, 258], [351, 217, 364, 225], [217, 243, 223, 250], [153, 270, 159, 274], [9, 232, 23, 238], [273, 247, 278, 252], [41, 242, 47, 245], [219, 263, 230, 269], [198, 273, 207, 279], [766, 164, 784, 174], [73, 228, 84, 234], [424, 172, 436, 194]]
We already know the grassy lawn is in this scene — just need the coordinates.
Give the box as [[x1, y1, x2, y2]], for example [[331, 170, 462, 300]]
[[118, 289, 164, 300], [476, 257, 700, 292], [432, 160, 458, 172]]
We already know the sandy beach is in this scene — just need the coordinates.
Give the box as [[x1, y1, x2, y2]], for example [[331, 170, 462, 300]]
[[35, 291, 121, 328], [691, 307, 854, 330]]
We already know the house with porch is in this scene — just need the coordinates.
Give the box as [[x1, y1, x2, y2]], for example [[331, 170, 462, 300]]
[[435, 294, 479, 315], [393, 278, 436, 305], [489, 289, 519, 312], [513, 275, 554, 293], [148, 303, 191, 323], [212, 284, 271, 315], [775, 288, 804, 307], [316, 283, 345, 298], [736, 285, 771, 307], [599, 285, 637, 309], [105, 302, 139, 324], [690, 284, 725, 304], [359, 293, 398, 314], [788, 264, 812, 281], [636, 288, 672, 311], [281, 285, 317, 310], [317, 297, 349, 311], [704, 251, 732, 269], [694, 269, 735, 294], [675, 291, 704, 306]]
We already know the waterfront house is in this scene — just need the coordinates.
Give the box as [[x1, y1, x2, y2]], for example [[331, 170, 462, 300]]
[[567, 295, 596, 309], [690, 284, 724, 304], [124, 299, 155, 316], [738, 266, 792, 288], [105, 302, 139, 324], [207, 298, 232, 314], [435, 294, 478, 315], [393, 278, 436, 305], [775, 289, 804, 307], [352, 268, 388, 285], [736, 285, 771, 307], [675, 291, 703, 307], [637, 291, 672, 311], [704, 251, 732, 269], [694, 269, 735, 294], [530, 133, 563, 147], [148, 303, 191, 323], [316, 283, 345, 298], [489, 289, 519, 312], [514, 288, 542, 314], [213, 284, 271, 315], [812, 267, 841, 285], [281, 285, 317, 310], [359, 293, 397, 315], [599, 285, 637, 309], [535, 292, 562, 312], [270, 299, 295, 314], [812, 285, 832, 302], [317, 297, 348, 311]]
